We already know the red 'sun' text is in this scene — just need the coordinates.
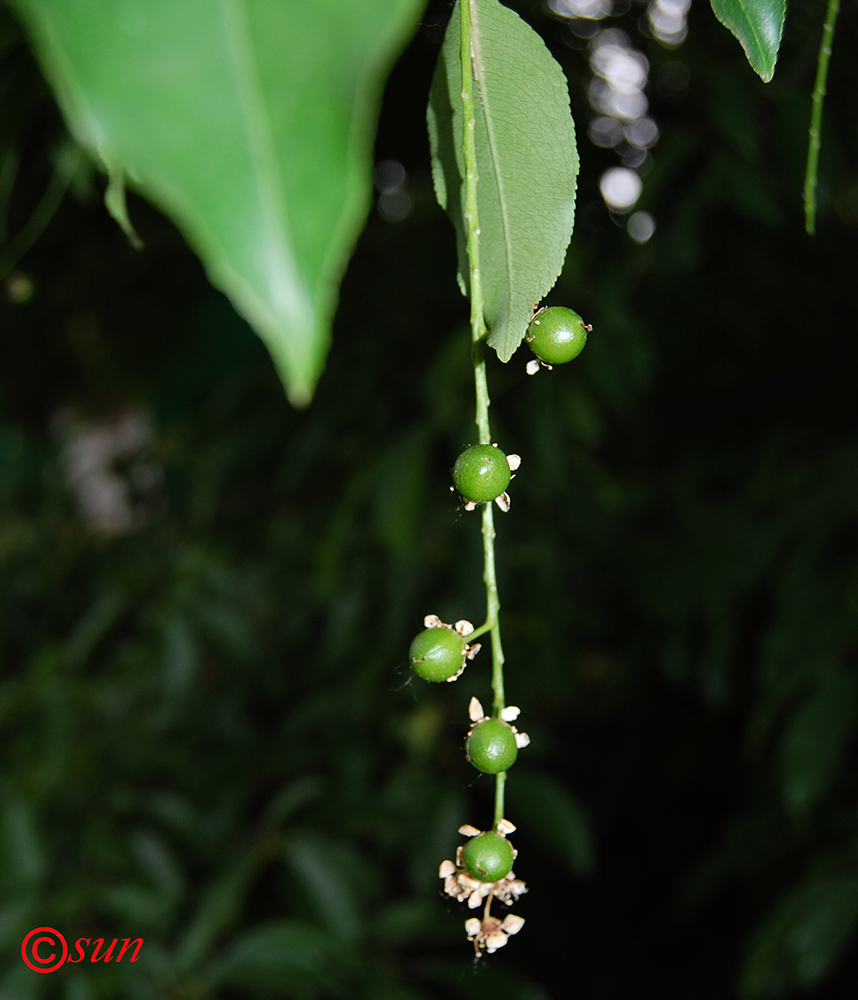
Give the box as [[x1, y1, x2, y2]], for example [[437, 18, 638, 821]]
[[21, 927, 142, 973]]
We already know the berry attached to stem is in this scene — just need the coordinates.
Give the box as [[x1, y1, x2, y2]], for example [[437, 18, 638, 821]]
[[526, 306, 590, 366], [462, 831, 515, 882], [409, 626, 467, 683], [452, 444, 511, 504], [466, 718, 519, 774]]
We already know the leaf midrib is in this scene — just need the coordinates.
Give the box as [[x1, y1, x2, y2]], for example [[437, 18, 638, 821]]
[[221, 0, 304, 321], [713, 0, 783, 78], [469, 0, 514, 332]]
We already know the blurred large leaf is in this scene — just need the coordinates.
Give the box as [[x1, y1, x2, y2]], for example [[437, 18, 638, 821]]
[[777, 669, 857, 821], [0, 800, 45, 889], [9, 0, 424, 404], [206, 920, 337, 996], [514, 771, 594, 875], [742, 869, 858, 997], [427, 0, 578, 360], [710, 0, 785, 82], [173, 855, 264, 974], [284, 833, 376, 943]]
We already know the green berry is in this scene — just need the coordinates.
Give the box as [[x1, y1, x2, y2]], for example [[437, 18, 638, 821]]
[[466, 718, 518, 774], [409, 627, 466, 682], [452, 444, 510, 504], [462, 831, 514, 882], [526, 306, 589, 365]]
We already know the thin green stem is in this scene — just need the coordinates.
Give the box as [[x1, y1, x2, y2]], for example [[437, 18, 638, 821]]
[[467, 620, 492, 642], [459, 0, 507, 833], [481, 499, 505, 716], [494, 771, 506, 829], [803, 0, 840, 236]]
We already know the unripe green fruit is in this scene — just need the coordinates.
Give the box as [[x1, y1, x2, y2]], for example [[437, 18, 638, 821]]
[[462, 832, 514, 882], [452, 444, 510, 503], [466, 718, 518, 774], [526, 306, 588, 365], [409, 627, 466, 682]]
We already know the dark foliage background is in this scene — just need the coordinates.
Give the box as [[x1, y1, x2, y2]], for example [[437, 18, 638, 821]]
[[2, 0, 858, 997]]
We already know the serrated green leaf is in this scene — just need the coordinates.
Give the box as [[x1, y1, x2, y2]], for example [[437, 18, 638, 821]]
[[9, 0, 423, 404], [710, 0, 785, 82], [427, 0, 578, 361]]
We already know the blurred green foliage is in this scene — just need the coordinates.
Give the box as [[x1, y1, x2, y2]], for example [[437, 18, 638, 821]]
[[2, 1, 858, 998]]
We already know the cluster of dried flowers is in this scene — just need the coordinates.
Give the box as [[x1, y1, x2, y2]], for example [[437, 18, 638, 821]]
[[439, 820, 528, 956]]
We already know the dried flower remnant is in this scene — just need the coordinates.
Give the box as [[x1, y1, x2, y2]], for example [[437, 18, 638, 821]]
[[465, 912, 526, 955], [438, 821, 527, 955]]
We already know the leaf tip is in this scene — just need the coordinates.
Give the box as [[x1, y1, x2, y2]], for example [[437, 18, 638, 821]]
[[286, 383, 314, 409]]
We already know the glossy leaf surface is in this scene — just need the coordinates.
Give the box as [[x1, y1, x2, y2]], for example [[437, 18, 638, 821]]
[[710, 0, 785, 82], [427, 0, 578, 361], [9, 0, 423, 404]]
